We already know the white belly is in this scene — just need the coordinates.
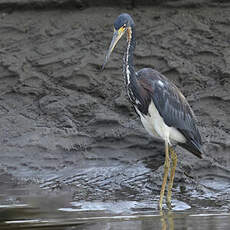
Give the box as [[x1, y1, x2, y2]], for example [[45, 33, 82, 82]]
[[135, 101, 186, 145]]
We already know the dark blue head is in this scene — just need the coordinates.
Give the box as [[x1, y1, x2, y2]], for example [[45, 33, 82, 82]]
[[102, 13, 135, 69], [114, 13, 135, 30]]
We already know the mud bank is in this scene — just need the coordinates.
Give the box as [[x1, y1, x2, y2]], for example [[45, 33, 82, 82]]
[[0, 3, 230, 210]]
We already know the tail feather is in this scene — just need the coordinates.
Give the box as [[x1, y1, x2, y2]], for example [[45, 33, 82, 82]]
[[178, 128, 203, 159], [178, 139, 203, 159]]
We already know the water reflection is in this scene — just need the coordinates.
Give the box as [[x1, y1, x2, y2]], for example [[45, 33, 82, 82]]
[[1, 204, 230, 230], [1, 190, 230, 230], [160, 211, 174, 230]]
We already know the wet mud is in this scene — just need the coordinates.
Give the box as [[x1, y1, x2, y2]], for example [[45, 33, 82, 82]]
[[0, 1, 230, 212]]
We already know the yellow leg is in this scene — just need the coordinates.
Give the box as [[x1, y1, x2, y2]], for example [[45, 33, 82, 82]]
[[166, 147, 177, 209], [159, 141, 170, 210]]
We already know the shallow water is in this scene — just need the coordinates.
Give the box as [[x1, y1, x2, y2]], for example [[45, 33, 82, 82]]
[[1, 203, 230, 230], [1, 187, 230, 230]]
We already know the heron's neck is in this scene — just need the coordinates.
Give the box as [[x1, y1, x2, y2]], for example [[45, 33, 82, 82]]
[[123, 26, 136, 86]]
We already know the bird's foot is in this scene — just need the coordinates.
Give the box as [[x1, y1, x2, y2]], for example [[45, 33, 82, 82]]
[[166, 199, 172, 210], [166, 192, 172, 210], [158, 201, 163, 211], [158, 200, 172, 210]]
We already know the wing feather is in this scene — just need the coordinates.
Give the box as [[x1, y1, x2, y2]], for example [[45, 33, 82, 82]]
[[137, 68, 202, 157]]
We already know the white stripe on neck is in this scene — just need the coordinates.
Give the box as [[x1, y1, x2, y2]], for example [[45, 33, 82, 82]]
[[125, 28, 132, 85]]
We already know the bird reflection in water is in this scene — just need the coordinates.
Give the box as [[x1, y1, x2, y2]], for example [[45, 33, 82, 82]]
[[160, 211, 174, 230]]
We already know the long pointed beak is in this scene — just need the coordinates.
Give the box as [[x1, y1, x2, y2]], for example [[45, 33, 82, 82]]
[[102, 30, 123, 70]]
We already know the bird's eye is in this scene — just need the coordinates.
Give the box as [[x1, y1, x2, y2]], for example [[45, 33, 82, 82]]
[[117, 24, 126, 34]]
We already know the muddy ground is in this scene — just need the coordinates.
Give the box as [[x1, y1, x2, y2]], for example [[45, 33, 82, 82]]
[[0, 1, 230, 210]]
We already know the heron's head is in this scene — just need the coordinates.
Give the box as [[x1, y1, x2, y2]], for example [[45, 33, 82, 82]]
[[102, 13, 134, 69]]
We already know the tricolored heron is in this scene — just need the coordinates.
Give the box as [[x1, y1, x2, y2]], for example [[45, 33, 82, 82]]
[[102, 13, 203, 210]]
